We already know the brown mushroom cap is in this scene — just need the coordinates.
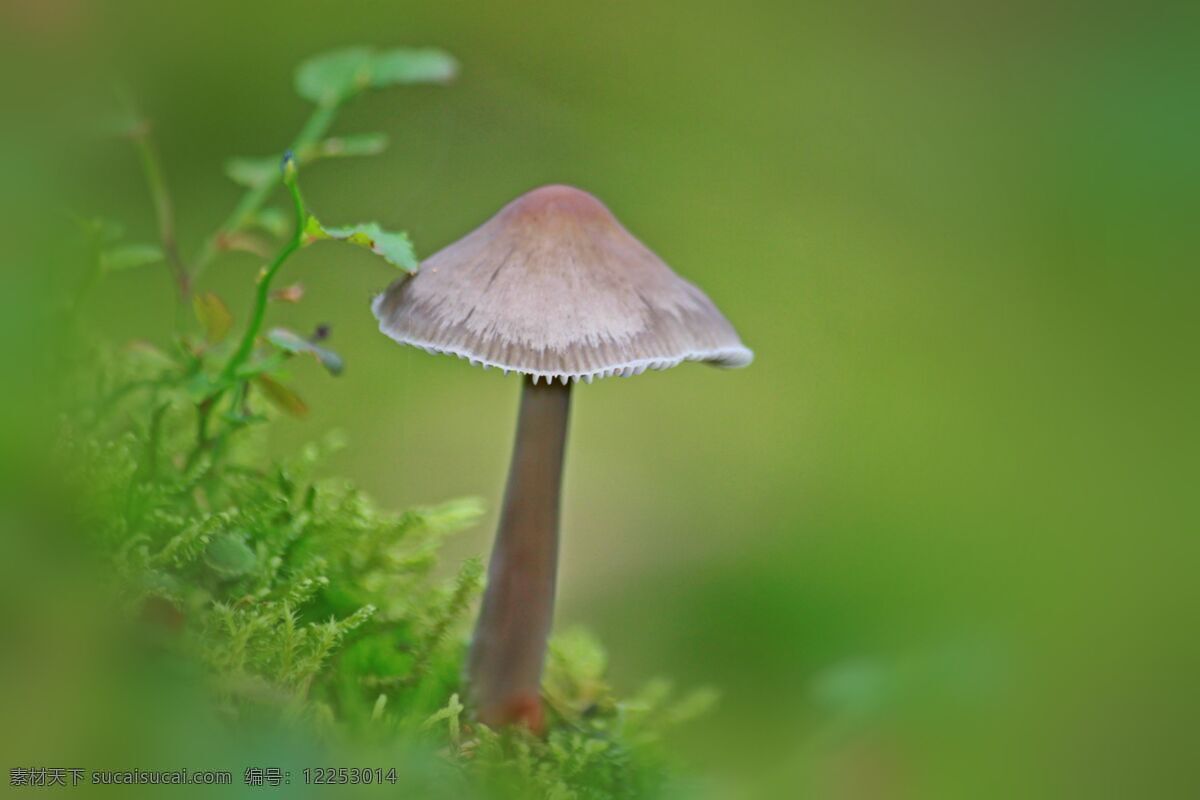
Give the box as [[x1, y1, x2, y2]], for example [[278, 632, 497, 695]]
[[373, 184, 753, 384]]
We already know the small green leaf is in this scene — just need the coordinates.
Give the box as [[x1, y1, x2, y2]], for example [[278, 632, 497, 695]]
[[255, 375, 309, 418], [294, 47, 375, 106], [184, 372, 216, 402], [267, 327, 344, 376], [192, 292, 234, 344], [370, 49, 458, 87], [303, 215, 327, 242], [204, 533, 257, 578], [101, 243, 163, 272], [294, 46, 457, 106], [288, 134, 387, 166], [224, 155, 279, 189], [305, 218, 417, 272], [316, 132, 388, 158], [250, 207, 290, 238]]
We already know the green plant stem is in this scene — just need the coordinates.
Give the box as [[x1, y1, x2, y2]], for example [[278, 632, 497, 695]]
[[186, 163, 306, 462], [192, 103, 339, 282], [219, 166, 307, 386]]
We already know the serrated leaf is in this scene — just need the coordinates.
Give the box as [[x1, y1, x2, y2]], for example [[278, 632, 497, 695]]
[[304, 218, 417, 272], [316, 132, 388, 158], [192, 292, 233, 344], [294, 46, 457, 106], [204, 533, 257, 578], [224, 155, 279, 189], [255, 375, 308, 418], [267, 327, 344, 376], [101, 243, 163, 272]]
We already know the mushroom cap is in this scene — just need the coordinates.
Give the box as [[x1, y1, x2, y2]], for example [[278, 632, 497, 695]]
[[373, 184, 753, 384]]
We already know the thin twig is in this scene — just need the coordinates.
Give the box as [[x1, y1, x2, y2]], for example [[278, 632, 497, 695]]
[[115, 85, 190, 302], [130, 123, 190, 299]]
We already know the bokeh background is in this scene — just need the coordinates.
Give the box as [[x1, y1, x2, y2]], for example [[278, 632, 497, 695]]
[[2, 0, 1197, 797]]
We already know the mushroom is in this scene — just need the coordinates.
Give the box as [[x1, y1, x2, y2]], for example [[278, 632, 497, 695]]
[[373, 185, 752, 731]]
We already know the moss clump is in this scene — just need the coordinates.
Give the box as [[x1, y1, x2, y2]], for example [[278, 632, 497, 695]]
[[55, 348, 711, 799]]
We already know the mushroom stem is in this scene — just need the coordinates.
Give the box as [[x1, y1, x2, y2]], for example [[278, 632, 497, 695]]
[[468, 375, 572, 732]]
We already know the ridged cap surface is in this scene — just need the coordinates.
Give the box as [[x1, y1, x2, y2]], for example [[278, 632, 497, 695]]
[[373, 185, 752, 383]]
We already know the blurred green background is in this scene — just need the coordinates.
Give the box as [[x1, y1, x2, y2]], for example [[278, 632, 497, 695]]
[[2, 0, 1197, 797]]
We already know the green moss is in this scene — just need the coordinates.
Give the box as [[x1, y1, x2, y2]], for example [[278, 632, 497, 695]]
[[57, 361, 709, 798]]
